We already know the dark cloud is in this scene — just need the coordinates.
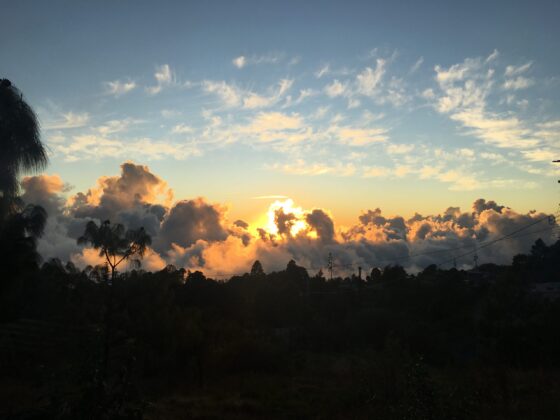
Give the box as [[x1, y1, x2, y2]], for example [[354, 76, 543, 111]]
[[306, 209, 335, 243], [473, 198, 505, 214], [274, 208, 297, 236], [156, 199, 229, 252], [234, 219, 249, 229]]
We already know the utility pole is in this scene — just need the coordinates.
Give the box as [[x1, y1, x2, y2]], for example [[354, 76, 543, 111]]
[[358, 266, 362, 280], [327, 252, 333, 281]]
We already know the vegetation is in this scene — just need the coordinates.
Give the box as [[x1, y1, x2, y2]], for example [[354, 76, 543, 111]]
[[1, 239, 560, 419]]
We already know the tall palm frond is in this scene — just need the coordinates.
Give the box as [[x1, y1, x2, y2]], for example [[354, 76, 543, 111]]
[[0, 79, 48, 198]]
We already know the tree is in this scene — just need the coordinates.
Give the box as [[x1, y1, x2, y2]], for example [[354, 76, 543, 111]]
[[369, 267, 382, 283], [0, 79, 48, 201], [250, 260, 265, 277], [77, 220, 151, 281]]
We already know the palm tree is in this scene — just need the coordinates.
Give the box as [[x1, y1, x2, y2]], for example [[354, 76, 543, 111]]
[[0, 78, 48, 200], [77, 220, 151, 378], [77, 220, 152, 281]]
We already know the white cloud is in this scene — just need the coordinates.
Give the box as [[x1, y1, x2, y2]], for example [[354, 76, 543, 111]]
[[232, 56, 246, 68], [146, 64, 175, 95], [409, 56, 424, 73], [231, 53, 284, 68], [331, 125, 388, 146], [53, 134, 200, 162], [103, 79, 136, 97], [503, 76, 534, 90], [315, 64, 330, 78], [324, 79, 348, 97], [96, 118, 139, 135], [268, 160, 356, 176], [431, 53, 539, 150], [504, 61, 532, 77], [347, 98, 361, 109], [356, 59, 386, 96], [44, 112, 90, 130], [171, 124, 193, 134], [294, 88, 315, 105], [386, 143, 415, 154], [242, 79, 293, 109], [202, 80, 241, 107], [521, 149, 557, 162]]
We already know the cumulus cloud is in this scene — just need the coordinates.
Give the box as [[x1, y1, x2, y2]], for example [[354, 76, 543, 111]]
[[155, 198, 229, 251], [23, 163, 557, 277]]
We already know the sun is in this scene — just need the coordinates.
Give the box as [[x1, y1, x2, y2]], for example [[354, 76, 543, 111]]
[[246, 198, 319, 240]]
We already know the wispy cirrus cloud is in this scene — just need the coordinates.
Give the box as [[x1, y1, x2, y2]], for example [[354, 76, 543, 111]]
[[52, 134, 200, 162], [201, 78, 294, 110], [103, 79, 136, 97], [44, 111, 90, 130], [232, 52, 286, 69]]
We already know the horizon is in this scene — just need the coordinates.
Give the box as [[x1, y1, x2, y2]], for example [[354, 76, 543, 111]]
[[2, 0, 560, 275]]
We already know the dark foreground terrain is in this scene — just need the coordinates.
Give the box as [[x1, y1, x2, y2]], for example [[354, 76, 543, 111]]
[[1, 239, 560, 419]]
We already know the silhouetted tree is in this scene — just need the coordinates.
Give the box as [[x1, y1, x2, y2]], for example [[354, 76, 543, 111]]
[[77, 220, 151, 281], [0, 203, 46, 268], [0, 79, 47, 201], [250, 260, 265, 277], [369, 267, 382, 283], [186, 270, 207, 285]]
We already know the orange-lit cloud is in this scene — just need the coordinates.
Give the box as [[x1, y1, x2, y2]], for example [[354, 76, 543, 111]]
[[21, 162, 558, 276]]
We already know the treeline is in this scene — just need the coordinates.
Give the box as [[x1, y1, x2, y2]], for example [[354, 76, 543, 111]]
[[1, 239, 560, 419]]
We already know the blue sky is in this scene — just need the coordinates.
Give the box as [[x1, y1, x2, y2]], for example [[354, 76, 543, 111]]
[[2, 0, 559, 226]]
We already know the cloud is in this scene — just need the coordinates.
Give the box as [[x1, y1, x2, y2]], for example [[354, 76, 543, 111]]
[[356, 59, 386, 96], [231, 53, 284, 69], [504, 61, 532, 77], [146, 64, 175, 95], [52, 134, 200, 162], [96, 118, 139, 135], [386, 143, 415, 154], [44, 112, 90, 130], [268, 160, 357, 176], [431, 52, 539, 150], [409, 56, 424, 73], [332, 125, 388, 146], [232, 56, 246, 68], [503, 76, 534, 90], [315, 64, 330, 78], [103, 79, 136, 97], [324, 79, 349, 98], [242, 79, 293, 109], [202, 80, 241, 107], [25, 163, 557, 276], [171, 123, 193, 134], [155, 198, 229, 252]]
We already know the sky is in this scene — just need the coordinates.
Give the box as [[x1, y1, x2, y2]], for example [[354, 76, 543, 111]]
[[2, 1, 560, 274]]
